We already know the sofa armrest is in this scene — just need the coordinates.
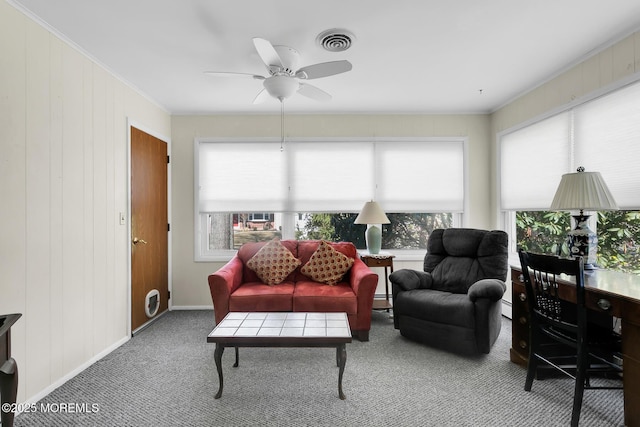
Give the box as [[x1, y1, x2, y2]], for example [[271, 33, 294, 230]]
[[349, 258, 378, 312], [208, 256, 244, 324], [389, 269, 433, 292], [467, 278, 506, 302]]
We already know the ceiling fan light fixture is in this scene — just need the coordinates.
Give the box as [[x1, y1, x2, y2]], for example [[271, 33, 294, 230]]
[[263, 75, 299, 100]]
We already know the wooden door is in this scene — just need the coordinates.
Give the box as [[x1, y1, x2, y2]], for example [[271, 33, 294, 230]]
[[130, 127, 169, 332]]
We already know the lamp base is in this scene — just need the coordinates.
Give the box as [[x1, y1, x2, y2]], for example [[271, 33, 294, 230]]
[[567, 214, 597, 268], [365, 225, 382, 254]]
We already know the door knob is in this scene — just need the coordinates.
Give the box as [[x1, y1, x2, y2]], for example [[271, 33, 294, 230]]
[[132, 237, 148, 245]]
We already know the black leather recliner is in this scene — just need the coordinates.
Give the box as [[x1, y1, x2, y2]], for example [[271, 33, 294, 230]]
[[389, 228, 508, 355]]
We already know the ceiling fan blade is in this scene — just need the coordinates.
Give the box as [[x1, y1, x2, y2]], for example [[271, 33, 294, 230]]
[[295, 60, 352, 79], [298, 83, 332, 102], [252, 89, 272, 104], [252, 37, 284, 69], [204, 71, 265, 80]]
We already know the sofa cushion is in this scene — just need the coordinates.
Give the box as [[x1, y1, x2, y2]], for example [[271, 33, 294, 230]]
[[238, 240, 299, 284], [293, 281, 357, 314], [300, 241, 354, 285], [297, 240, 357, 263], [229, 281, 295, 312], [245, 239, 301, 285], [296, 240, 357, 281]]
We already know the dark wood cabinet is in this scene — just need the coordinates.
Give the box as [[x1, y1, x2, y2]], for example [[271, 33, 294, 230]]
[[509, 273, 529, 366]]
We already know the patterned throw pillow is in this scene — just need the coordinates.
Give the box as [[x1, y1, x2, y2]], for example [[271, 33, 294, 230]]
[[246, 239, 301, 285], [300, 241, 354, 285]]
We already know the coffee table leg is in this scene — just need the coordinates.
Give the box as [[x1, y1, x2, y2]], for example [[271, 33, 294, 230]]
[[233, 346, 239, 367], [337, 344, 347, 400], [214, 344, 224, 399]]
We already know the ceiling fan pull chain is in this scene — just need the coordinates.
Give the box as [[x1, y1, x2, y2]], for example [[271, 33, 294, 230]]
[[280, 99, 285, 152]]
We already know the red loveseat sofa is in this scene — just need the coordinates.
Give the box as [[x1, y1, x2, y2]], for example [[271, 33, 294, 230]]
[[208, 240, 378, 341]]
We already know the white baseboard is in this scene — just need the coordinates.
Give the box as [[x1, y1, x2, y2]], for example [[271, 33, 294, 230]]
[[18, 335, 130, 413], [17, 309, 213, 414], [132, 309, 170, 335], [502, 299, 512, 319]]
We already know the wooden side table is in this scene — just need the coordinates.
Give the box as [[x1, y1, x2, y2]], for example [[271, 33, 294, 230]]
[[360, 253, 394, 311]]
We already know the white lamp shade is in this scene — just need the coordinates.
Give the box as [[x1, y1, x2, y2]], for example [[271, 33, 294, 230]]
[[550, 168, 618, 211], [354, 201, 390, 224]]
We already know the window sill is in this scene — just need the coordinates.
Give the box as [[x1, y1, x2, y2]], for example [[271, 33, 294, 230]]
[[195, 252, 237, 263]]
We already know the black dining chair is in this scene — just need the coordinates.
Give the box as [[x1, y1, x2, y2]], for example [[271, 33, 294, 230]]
[[518, 251, 622, 427]]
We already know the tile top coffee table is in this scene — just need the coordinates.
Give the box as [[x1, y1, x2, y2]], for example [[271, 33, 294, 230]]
[[207, 312, 352, 399]]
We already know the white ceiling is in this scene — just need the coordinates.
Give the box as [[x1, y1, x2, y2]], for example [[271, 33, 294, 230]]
[[11, 0, 640, 115]]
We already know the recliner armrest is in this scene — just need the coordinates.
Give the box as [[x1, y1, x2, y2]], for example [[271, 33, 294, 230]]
[[389, 269, 433, 292], [467, 278, 506, 302]]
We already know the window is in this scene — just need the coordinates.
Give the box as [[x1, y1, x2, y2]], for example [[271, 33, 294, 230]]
[[514, 210, 640, 274], [500, 113, 570, 210], [294, 212, 453, 250], [204, 213, 281, 250], [202, 212, 453, 252], [195, 138, 465, 260], [500, 79, 640, 273], [245, 213, 272, 223]]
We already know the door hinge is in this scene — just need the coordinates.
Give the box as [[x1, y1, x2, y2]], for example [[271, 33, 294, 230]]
[[167, 155, 170, 164], [167, 290, 171, 300], [167, 223, 171, 232]]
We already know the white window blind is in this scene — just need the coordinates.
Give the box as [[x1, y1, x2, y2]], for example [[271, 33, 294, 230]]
[[197, 138, 465, 214], [500, 113, 571, 210], [376, 141, 464, 212], [574, 82, 640, 209], [198, 141, 286, 212], [501, 79, 640, 211], [289, 142, 374, 212]]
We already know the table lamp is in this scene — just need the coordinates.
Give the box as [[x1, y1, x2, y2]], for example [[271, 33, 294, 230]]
[[354, 201, 390, 254], [550, 166, 618, 269]]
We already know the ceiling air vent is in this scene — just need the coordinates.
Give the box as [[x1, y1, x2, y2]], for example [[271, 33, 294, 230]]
[[316, 29, 355, 52]]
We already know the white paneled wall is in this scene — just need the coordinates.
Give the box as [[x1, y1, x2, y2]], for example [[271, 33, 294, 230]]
[[492, 31, 640, 136], [0, 1, 170, 403]]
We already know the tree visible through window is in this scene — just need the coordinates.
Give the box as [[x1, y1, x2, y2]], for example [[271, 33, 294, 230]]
[[296, 213, 452, 250], [516, 210, 640, 274]]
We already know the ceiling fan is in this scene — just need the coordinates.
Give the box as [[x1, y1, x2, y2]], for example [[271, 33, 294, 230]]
[[205, 37, 352, 104]]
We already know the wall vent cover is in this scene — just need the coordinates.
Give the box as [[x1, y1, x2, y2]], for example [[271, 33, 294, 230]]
[[316, 29, 355, 52]]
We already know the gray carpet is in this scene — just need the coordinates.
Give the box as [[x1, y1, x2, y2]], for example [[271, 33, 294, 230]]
[[14, 310, 624, 426]]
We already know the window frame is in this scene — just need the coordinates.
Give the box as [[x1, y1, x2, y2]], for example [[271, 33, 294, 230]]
[[195, 137, 467, 262], [497, 75, 640, 261]]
